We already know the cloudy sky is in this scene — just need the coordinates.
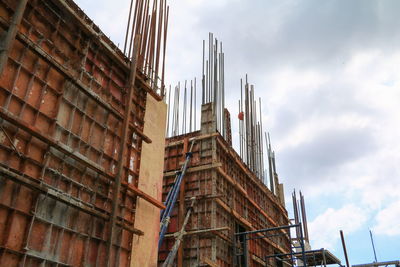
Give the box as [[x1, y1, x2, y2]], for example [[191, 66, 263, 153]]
[[75, 0, 400, 263]]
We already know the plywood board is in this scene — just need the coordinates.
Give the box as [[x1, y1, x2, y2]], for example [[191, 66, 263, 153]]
[[131, 94, 167, 267]]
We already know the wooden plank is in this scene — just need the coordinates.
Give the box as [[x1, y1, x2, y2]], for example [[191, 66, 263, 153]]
[[202, 258, 219, 267], [164, 162, 222, 177], [131, 94, 167, 266], [165, 132, 219, 147]]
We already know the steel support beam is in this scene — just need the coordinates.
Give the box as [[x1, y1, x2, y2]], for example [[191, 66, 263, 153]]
[[235, 224, 300, 236], [340, 230, 351, 267]]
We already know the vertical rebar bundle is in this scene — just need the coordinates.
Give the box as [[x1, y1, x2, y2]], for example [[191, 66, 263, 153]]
[[292, 190, 310, 244], [123, 0, 169, 97], [238, 75, 265, 182], [165, 34, 286, 190], [166, 33, 226, 139], [166, 79, 198, 137], [202, 33, 226, 138], [267, 133, 275, 192]]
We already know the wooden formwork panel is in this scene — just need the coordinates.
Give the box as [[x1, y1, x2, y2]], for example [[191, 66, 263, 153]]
[[0, 177, 133, 267], [164, 132, 213, 173], [159, 168, 214, 261], [0, 0, 149, 266], [214, 237, 232, 267], [213, 185, 287, 266], [216, 136, 288, 228], [215, 136, 291, 256], [161, 132, 291, 267]]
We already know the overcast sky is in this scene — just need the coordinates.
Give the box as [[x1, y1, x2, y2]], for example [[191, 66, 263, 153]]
[[75, 0, 400, 263]]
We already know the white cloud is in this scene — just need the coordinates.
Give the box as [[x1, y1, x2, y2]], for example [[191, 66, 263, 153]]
[[75, 0, 129, 46], [308, 204, 368, 250], [373, 200, 400, 236]]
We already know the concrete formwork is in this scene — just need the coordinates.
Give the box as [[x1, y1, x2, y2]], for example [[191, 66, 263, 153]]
[[0, 0, 166, 266], [159, 103, 291, 267]]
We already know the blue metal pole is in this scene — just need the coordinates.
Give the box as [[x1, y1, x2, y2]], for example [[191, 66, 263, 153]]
[[160, 141, 195, 220], [159, 150, 193, 248], [160, 170, 182, 222]]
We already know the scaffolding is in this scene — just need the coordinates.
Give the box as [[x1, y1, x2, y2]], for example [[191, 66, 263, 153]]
[[235, 223, 342, 267]]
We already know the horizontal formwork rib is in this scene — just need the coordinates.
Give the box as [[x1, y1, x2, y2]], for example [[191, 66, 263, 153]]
[[165, 132, 219, 147], [0, 246, 70, 267], [0, 164, 143, 236], [163, 162, 222, 177]]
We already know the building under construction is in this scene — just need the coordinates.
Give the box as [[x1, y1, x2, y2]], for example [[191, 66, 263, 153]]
[[157, 35, 293, 267], [0, 1, 349, 267], [159, 105, 291, 266]]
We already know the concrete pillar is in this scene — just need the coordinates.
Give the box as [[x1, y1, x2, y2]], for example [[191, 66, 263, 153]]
[[200, 103, 217, 134]]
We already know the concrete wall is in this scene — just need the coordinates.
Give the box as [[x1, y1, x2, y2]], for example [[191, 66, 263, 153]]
[[131, 95, 167, 267]]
